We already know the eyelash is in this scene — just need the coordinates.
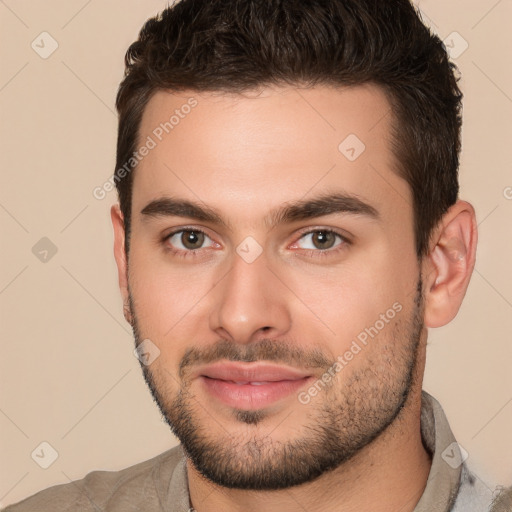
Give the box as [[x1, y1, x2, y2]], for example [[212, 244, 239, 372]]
[[162, 227, 216, 260], [162, 227, 350, 260], [289, 228, 350, 259]]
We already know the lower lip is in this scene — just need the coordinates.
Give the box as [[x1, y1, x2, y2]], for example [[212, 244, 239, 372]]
[[200, 376, 311, 410]]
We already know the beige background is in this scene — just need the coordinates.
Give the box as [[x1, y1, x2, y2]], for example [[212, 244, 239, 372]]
[[0, 0, 511, 507]]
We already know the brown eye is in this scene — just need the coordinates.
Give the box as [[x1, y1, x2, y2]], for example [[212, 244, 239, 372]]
[[296, 230, 344, 251], [311, 231, 337, 249], [181, 230, 205, 249], [167, 229, 213, 251]]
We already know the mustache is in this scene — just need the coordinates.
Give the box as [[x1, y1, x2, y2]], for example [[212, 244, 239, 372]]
[[178, 338, 333, 379]]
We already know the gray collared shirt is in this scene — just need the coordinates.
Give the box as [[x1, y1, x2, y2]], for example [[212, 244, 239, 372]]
[[3, 391, 510, 511]]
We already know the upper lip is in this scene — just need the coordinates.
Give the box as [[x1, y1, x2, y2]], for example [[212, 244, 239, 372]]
[[194, 361, 311, 382]]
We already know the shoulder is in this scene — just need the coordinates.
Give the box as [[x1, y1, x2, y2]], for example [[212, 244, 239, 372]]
[[489, 484, 512, 512], [452, 463, 512, 512], [1, 445, 185, 512]]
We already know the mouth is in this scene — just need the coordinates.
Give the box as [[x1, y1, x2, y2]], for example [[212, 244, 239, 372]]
[[195, 361, 313, 410]]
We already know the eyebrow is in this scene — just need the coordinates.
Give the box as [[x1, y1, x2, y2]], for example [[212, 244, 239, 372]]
[[140, 192, 379, 229]]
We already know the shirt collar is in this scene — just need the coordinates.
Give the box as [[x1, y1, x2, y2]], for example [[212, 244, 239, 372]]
[[413, 390, 463, 512]]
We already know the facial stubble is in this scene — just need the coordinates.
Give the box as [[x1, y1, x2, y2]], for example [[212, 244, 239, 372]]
[[129, 279, 424, 490]]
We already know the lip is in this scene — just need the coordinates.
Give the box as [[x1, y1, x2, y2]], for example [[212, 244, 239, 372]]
[[196, 361, 311, 382], [195, 361, 313, 410]]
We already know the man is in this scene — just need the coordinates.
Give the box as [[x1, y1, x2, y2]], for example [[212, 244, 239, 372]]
[[4, 0, 511, 511]]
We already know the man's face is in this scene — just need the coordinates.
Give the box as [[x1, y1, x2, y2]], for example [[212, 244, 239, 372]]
[[123, 85, 425, 489]]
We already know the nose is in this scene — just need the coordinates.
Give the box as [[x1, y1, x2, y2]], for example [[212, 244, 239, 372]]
[[209, 247, 292, 345]]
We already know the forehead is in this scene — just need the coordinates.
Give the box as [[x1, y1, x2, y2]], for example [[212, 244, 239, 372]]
[[131, 84, 411, 224]]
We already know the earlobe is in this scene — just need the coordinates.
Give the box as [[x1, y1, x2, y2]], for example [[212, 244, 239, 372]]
[[423, 201, 478, 328], [110, 204, 132, 325]]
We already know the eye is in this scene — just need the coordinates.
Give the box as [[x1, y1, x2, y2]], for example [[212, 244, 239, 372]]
[[165, 229, 216, 251], [295, 230, 346, 251]]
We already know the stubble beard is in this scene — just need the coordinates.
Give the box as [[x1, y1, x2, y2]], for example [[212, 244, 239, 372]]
[[129, 279, 424, 490]]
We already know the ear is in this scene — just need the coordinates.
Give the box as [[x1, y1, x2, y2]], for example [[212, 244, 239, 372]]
[[422, 200, 478, 328], [111, 204, 132, 325]]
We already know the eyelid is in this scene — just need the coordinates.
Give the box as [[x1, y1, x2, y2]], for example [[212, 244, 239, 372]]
[[163, 225, 213, 240], [161, 225, 351, 258], [287, 228, 351, 260], [162, 226, 219, 254], [290, 226, 352, 246]]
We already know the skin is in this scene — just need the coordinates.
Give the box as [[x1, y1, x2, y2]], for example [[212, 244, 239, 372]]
[[111, 84, 477, 512]]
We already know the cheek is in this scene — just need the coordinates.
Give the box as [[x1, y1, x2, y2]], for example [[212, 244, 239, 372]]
[[128, 246, 217, 340], [281, 252, 416, 351]]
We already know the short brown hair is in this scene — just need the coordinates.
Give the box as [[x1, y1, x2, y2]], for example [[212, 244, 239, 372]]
[[115, 0, 462, 257]]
